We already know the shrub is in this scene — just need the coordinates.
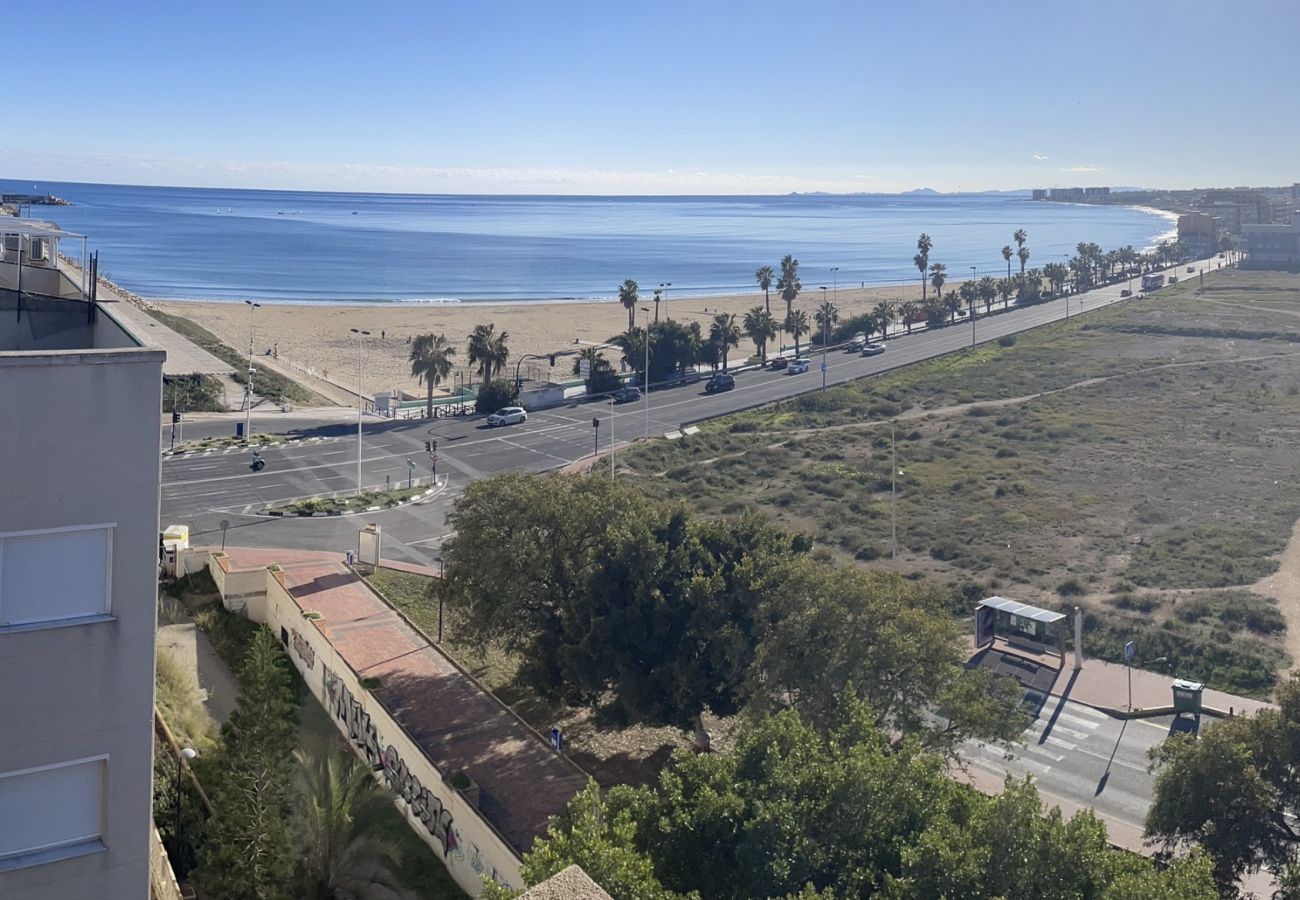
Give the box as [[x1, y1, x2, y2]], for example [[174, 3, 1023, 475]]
[[1056, 577, 1086, 597], [997, 335, 1017, 348], [475, 379, 520, 414]]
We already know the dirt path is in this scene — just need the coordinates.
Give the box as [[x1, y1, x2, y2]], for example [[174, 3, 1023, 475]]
[[1252, 516, 1300, 669]]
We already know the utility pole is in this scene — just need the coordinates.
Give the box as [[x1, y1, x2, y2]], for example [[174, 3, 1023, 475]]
[[243, 300, 260, 439], [641, 306, 651, 437], [819, 286, 829, 390], [609, 397, 616, 479], [351, 328, 370, 495], [970, 265, 977, 349]]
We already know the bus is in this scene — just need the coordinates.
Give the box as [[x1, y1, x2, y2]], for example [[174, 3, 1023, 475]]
[[1141, 273, 1165, 292]]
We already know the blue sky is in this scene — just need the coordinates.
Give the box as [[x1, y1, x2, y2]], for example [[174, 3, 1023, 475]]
[[5, 0, 1296, 194]]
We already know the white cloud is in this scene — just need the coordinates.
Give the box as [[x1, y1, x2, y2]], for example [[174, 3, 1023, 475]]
[[1032, 154, 1051, 161], [1061, 164, 1103, 173]]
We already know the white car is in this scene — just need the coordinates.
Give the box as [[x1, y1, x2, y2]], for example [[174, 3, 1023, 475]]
[[860, 342, 886, 357], [486, 406, 527, 426], [787, 358, 811, 374]]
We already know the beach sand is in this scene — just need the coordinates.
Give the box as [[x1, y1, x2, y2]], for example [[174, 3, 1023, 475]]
[[156, 282, 935, 400]]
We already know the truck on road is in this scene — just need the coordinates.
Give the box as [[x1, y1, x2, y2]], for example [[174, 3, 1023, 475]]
[[1141, 273, 1165, 292]]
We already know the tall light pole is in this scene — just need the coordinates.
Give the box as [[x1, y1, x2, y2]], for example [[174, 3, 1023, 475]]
[[819, 286, 828, 391], [351, 328, 370, 496], [1063, 253, 1071, 319], [970, 265, 977, 349], [659, 281, 672, 320], [830, 267, 839, 306], [891, 421, 898, 561], [641, 306, 651, 437], [243, 300, 261, 439], [609, 396, 616, 479]]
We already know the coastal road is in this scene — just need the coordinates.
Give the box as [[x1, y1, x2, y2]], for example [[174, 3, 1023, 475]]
[[959, 696, 1195, 849], [160, 258, 1218, 565]]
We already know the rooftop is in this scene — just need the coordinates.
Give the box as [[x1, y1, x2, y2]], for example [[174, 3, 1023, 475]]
[[0, 290, 140, 353]]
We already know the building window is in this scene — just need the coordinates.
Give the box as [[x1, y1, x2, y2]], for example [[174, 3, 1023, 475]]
[[0, 757, 106, 869], [0, 525, 113, 628]]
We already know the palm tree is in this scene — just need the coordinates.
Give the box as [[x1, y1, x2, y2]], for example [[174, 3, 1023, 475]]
[[943, 290, 962, 324], [929, 262, 947, 300], [742, 306, 778, 364], [571, 346, 604, 376], [997, 277, 1014, 308], [409, 333, 455, 419], [709, 312, 741, 371], [755, 265, 775, 315], [959, 280, 977, 319], [612, 327, 649, 384], [872, 301, 894, 340], [898, 300, 920, 334], [977, 275, 993, 314], [785, 309, 810, 358], [652, 290, 662, 324], [1013, 229, 1027, 252], [466, 323, 509, 384], [292, 743, 409, 900], [777, 254, 801, 318], [618, 278, 639, 330], [915, 233, 933, 302], [1001, 245, 1013, 280], [1017, 245, 1030, 277], [814, 300, 838, 344]]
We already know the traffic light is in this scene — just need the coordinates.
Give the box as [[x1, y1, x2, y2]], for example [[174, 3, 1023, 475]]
[[431, 440, 437, 452], [592, 417, 600, 429], [424, 441, 432, 453], [171, 411, 181, 424]]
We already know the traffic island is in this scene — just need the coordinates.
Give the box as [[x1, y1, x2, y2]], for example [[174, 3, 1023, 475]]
[[164, 432, 287, 457], [261, 484, 440, 518]]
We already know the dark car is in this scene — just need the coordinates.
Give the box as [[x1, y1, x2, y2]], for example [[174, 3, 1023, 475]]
[[613, 386, 641, 404], [769, 356, 789, 371], [705, 373, 736, 393]]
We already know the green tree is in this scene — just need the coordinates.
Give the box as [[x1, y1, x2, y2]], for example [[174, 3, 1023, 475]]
[[1147, 675, 1300, 889], [613, 327, 649, 385], [958, 280, 977, 318], [708, 313, 741, 372], [915, 233, 933, 302], [619, 278, 640, 331], [1017, 244, 1031, 276], [742, 306, 777, 363], [1001, 244, 1013, 280], [929, 262, 947, 301], [196, 629, 298, 900], [977, 275, 997, 313], [777, 254, 801, 318], [291, 740, 410, 900], [746, 561, 1026, 753], [408, 333, 455, 419], [784, 309, 810, 358], [755, 264, 774, 315], [871, 301, 894, 339], [898, 300, 920, 334], [474, 378, 519, 414], [814, 300, 838, 343], [467, 323, 510, 384]]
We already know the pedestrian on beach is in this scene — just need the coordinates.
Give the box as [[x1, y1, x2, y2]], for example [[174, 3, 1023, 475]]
[[381, 330, 386, 340]]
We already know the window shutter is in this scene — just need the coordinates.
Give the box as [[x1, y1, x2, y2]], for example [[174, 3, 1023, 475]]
[[0, 759, 104, 860], [0, 527, 111, 626]]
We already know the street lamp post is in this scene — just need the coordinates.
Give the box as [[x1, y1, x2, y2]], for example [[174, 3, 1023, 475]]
[[174, 746, 197, 865], [350, 328, 370, 496], [243, 301, 261, 438], [819, 286, 829, 391], [609, 396, 616, 479], [660, 282, 672, 320], [891, 420, 898, 561], [641, 306, 651, 437], [436, 558, 445, 642], [970, 265, 977, 349]]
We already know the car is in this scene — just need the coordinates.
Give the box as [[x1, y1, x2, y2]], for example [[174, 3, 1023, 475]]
[[1120, 289, 1132, 297], [486, 406, 527, 426], [769, 356, 789, 371], [860, 342, 886, 357], [1168, 275, 1178, 284], [787, 358, 811, 374], [1186, 266, 1195, 273], [954, 308, 968, 319], [846, 334, 867, 351], [704, 373, 735, 393], [613, 386, 641, 404]]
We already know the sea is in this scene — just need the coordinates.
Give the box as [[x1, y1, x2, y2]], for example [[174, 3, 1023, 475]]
[[2, 179, 1175, 305]]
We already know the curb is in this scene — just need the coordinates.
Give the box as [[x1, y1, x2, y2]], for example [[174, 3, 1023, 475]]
[[163, 436, 304, 458], [256, 483, 444, 519]]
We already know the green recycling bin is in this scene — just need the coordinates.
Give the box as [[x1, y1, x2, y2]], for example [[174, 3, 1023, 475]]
[[1171, 679, 1204, 715]]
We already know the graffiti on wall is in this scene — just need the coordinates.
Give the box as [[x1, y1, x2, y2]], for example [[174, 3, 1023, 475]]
[[321, 665, 458, 857], [290, 628, 316, 669]]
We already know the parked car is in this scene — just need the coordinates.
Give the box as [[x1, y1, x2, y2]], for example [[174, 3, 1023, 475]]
[[1186, 266, 1195, 273], [705, 373, 735, 393], [769, 356, 789, 371], [486, 406, 527, 426], [860, 342, 886, 357], [955, 308, 969, 319], [787, 358, 811, 374], [613, 386, 641, 404], [846, 333, 867, 351], [1120, 289, 1132, 297]]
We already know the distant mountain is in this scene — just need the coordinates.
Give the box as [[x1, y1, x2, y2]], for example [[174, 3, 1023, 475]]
[[903, 187, 941, 195]]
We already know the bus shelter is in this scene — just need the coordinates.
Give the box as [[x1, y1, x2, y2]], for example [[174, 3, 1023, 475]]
[[975, 596, 1067, 660]]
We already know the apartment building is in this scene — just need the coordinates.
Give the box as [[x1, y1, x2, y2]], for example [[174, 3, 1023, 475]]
[[0, 219, 163, 898]]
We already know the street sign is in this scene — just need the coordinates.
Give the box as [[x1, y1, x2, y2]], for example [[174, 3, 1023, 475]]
[[1124, 640, 1135, 664], [579, 359, 591, 378], [820, 362, 828, 373]]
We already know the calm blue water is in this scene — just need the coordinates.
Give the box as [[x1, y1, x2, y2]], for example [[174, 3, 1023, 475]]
[[2, 179, 1174, 304]]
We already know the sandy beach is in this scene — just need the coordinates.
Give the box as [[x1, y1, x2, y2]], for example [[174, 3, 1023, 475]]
[[156, 283, 929, 400]]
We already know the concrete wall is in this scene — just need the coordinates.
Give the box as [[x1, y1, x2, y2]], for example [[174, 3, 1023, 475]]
[[0, 346, 164, 899], [260, 571, 522, 896], [208, 554, 268, 621]]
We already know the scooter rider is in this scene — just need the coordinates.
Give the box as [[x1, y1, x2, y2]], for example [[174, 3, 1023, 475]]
[[251, 449, 265, 471]]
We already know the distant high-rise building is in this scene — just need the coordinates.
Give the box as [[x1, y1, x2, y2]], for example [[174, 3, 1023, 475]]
[[1032, 189, 1048, 201], [1083, 186, 1111, 197], [1292, 182, 1300, 200], [0, 220, 163, 899]]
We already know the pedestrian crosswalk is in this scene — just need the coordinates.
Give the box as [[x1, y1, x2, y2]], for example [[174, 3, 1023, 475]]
[[969, 700, 1108, 776]]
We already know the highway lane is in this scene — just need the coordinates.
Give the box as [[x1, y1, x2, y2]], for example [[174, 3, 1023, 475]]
[[161, 259, 1217, 563]]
